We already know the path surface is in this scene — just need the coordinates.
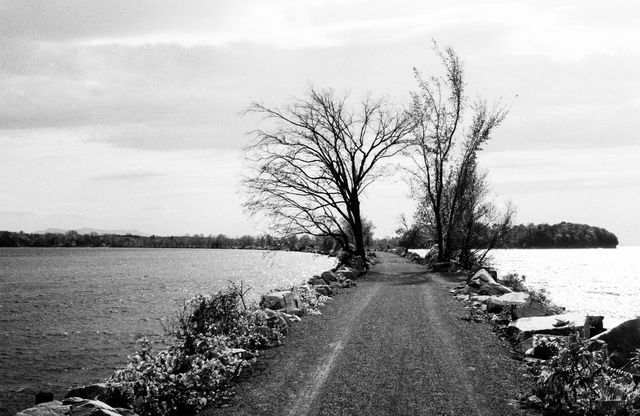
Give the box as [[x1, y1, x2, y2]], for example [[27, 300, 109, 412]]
[[201, 252, 534, 416]]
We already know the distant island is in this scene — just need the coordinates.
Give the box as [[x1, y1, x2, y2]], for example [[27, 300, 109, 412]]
[[497, 222, 618, 249]]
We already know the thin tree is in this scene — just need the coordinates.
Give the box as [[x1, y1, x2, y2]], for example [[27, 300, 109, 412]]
[[243, 87, 412, 264], [408, 45, 510, 264]]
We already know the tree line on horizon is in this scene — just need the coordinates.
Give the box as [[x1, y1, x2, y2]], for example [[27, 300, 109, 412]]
[[0, 221, 618, 250], [0, 230, 342, 251]]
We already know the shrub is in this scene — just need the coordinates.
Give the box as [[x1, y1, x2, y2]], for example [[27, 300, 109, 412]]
[[108, 283, 290, 416], [500, 273, 564, 315], [529, 335, 640, 415]]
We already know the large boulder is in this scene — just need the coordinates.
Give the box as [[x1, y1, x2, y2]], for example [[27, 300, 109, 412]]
[[260, 290, 302, 311], [16, 398, 138, 416], [474, 282, 512, 296], [469, 269, 497, 285], [593, 317, 640, 368], [509, 313, 588, 338], [486, 292, 531, 313], [513, 298, 554, 319]]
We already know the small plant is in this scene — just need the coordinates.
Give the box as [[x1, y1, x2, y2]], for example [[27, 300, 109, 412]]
[[500, 273, 528, 292], [499, 273, 564, 315]]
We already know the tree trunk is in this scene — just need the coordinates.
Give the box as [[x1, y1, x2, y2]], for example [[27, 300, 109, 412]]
[[351, 198, 368, 267]]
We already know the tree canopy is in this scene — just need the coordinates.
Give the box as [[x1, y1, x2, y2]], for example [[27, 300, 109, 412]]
[[243, 88, 413, 263]]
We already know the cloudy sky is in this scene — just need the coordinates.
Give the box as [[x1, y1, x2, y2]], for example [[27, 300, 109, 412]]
[[1, 0, 638, 244]]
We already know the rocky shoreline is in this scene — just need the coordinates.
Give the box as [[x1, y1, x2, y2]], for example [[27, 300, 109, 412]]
[[12, 252, 373, 416], [402, 248, 640, 414]]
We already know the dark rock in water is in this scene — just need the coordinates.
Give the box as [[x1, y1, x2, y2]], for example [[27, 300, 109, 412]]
[[593, 317, 640, 368], [35, 392, 54, 405]]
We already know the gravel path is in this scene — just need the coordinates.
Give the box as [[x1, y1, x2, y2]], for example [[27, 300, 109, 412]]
[[200, 252, 535, 416]]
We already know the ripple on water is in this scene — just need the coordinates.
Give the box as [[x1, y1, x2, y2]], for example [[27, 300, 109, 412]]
[[0, 247, 336, 415]]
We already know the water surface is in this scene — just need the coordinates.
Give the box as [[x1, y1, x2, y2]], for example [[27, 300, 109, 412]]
[[0, 248, 335, 414]]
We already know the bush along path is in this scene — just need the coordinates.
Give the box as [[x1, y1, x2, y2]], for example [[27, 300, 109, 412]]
[[199, 252, 535, 416], [14, 253, 365, 416]]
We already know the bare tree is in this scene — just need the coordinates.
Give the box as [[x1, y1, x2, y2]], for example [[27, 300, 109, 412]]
[[408, 45, 510, 265], [243, 87, 412, 264]]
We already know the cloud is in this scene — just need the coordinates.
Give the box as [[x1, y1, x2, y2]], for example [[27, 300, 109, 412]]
[[91, 171, 165, 182]]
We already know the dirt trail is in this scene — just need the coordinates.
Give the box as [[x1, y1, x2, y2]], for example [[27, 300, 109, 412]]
[[201, 252, 534, 416]]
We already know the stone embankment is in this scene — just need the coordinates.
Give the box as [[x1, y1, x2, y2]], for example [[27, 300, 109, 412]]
[[447, 266, 640, 367]]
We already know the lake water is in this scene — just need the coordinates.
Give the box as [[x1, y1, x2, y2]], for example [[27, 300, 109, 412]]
[[0, 248, 336, 415], [411, 247, 640, 327]]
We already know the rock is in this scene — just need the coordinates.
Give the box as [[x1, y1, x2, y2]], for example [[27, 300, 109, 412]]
[[593, 317, 640, 368], [469, 295, 492, 303], [35, 391, 54, 405], [321, 271, 338, 283], [262, 308, 292, 327], [469, 269, 497, 284], [65, 383, 127, 408], [476, 282, 512, 296], [513, 298, 552, 319], [283, 312, 301, 323], [314, 285, 333, 297], [509, 313, 588, 338], [486, 292, 531, 313], [340, 279, 356, 288], [16, 398, 138, 416], [260, 290, 302, 311], [307, 275, 326, 285], [335, 267, 358, 280], [16, 401, 69, 416]]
